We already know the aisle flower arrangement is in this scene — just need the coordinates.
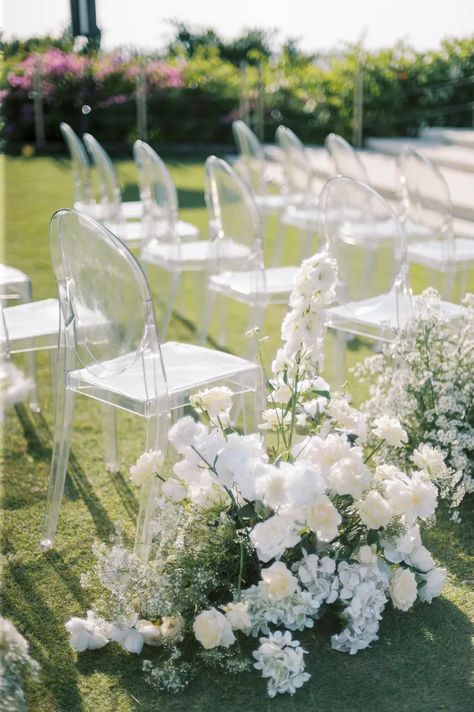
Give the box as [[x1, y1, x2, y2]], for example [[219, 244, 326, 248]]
[[355, 289, 474, 520], [0, 617, 39, 712], [66, 255, 446, 698]]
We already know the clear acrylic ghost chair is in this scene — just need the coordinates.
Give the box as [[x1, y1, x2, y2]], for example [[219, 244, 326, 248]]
[[232, 120, 299, 216], [273, 125, 321, 266], [41, 209, 264, 558], [320, 176, 465, 384], [397, 149, 474, 300], [60, 122, 95, 214], [134, 140, 222, 339], [1, 297, 60, 411], [83, 132, 144, 245], [325, 133, 369, 182], [201, 156, 299, 357]]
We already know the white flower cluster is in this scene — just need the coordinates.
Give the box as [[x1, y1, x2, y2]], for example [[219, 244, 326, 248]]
[[253, 630, 310, 698], [356, 289, 474, 515], [0, 617, 39, 712], [0, 361, 34, 422]]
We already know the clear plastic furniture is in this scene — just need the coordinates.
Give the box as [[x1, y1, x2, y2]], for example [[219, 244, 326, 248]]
[[83, 132, 144, 245], [397, 149, 474, 299], [319, 176, 466, 383], [133, 140, 213, 338], [232, 120, 299, 216], [201, 155, 299, 356], [40, 209, 264, 559], [273, 126, 321, 266], [0, 264, 32, 304], [1, 297, 61, 410], [60, 122, 95, 213], [325, 133, 369, 182]]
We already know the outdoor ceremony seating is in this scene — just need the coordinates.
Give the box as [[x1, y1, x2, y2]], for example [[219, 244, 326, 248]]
[[397, 149, 474, 299], [200, 155, 299, 355], [319, 176, 465, 382], [40, 209, 264, 558]]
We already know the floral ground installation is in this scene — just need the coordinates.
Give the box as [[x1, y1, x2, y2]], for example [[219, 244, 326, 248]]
[[66, 253, 447, 698], [356, 288, 473, 520], [0, 617, 39, 712]]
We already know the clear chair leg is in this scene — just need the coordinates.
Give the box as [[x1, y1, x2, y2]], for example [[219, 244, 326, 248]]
[[199, 288, 217, 346], [333, 330, 347, 389], [40, 387, 76, 550], [102, 404, 119, 472], [24, 350, 40, 413], [441, 267, 455, 301], [160, 272, 181, 341], [271, 220, 286, 267]]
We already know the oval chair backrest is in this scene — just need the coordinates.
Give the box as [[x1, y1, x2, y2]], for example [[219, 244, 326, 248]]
[[60, 123, 93, 209], [205, 155, 265, 282], [83, 133, 122, 219], [133, 140, 178, 243], [397, 149, 453, 238], [276, 125, 312, 195], [319, 176, 409, 309], [50, 209, 168, 405], [325, 133, 369, 183], [232, 120, 268, 196]]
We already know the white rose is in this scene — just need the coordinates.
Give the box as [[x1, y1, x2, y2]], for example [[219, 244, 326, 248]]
[[373, 416, 408, 448], [385, 473, 437, 522], [328, 452, 371, 498], [250, 513, 301, 562], [190, 386, 233, 419], [418, 567, 447, 603], [260, 561, 298, 602], [258, 408, 292, 431], [106, 625, 144, 654], [306, 495, 341, 542], [412, 444, 446, 476], [280, 460, 326, 507], [389, 568, 417, 611], [222, 601, 252, 633], [160, 615, 185, 642], [299, 434, 353, 475], [129, 449, 163, 486], [407, 545, 435, 573], [356, 491, 393, 530], [255, 464, 288, 510], [161, 477, 187, 501], [215, 433, 267, 495], [168, 416, 206, 454], [136, 620, 162, 647], [354, 544, 378, 566], [193, 608, 235, 649]]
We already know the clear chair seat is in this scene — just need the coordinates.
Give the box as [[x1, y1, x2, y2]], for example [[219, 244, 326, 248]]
[[141, 238, 250, 271], [209, 266, 298, 304], [281, 204, 320, 230], [121, 201, 143, 221], [326, 292, 465, 340], [343, 217, 433, 245], [0, 264, 31, 289], [3, 298, 59, 352], [408, 237, 474, 269], [255, 193, 294, 214], [67, 341, 260, 416]]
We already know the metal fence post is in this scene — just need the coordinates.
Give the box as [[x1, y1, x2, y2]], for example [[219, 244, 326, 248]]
[[33, 62, 45, 148], [136, 61, 148, 141]]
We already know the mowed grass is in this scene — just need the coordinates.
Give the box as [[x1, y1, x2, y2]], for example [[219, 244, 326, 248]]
[[2, 154, 474, 712]]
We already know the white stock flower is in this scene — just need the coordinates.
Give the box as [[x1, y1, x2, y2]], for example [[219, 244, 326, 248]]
[[373, 416, 408, 448], [253, 630, 310, 698], [190, 386, 233, 419], [389, 568, 417, 611], [129, 450, 163, 486], [168, 416, 207, 454], [258, 408, 292, 431], [65, 611, 109, 652], [250, 513, 301, 562], [356, 491, 393, 530], [193, 608, 235, 649], [222, 601, 252, 633], [260, 562, 298, 602], [270, 381, 293, 404], [412, 445, 446, 477], [418, 567, 447, 603], [306, 495, 342, 542], [327, 397, 367, 442]]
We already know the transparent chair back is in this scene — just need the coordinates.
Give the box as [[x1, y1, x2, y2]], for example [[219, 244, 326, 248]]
[[83, 132, 123, 224], [232, 120, 268, 196], [397, 149, 454, 260], [325, 133, 369, 183], [320, 176, 411, 335], [276, 125, 312, 198], [60, 122, 93, 210], [205, 155, 266, 300], [133, 140, 179, 247]]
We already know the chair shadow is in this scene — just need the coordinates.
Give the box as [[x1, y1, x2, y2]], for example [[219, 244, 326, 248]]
[[422, 497, 474, 585], [109, 469, 139, 521]]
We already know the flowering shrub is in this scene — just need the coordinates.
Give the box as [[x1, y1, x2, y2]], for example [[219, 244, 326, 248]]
[[0, 617, 39, 711], [355, 289, 474, 519], [66, 255, 446, 698]]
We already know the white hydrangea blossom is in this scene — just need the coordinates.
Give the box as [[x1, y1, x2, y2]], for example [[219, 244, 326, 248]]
[[253, 631, 310, 698]]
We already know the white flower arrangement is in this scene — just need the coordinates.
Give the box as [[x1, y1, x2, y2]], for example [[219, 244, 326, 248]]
[[0, 361, 34, 422], [355, 288, 474, 518], [0, 617, 39, 712], [66, 254, 446, 698]]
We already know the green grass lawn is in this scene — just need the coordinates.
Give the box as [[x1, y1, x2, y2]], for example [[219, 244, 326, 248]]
[[2, 155, 474, 712]]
